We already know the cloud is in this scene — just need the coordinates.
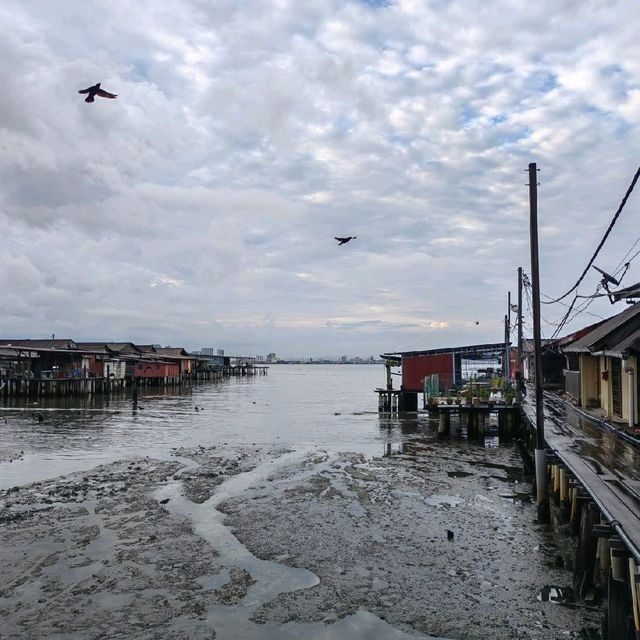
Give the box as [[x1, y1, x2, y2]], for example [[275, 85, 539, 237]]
[[1, 0, 639, 356]]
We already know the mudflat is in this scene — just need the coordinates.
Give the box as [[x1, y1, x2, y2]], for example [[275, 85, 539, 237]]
[[0, 440, 600, 639]]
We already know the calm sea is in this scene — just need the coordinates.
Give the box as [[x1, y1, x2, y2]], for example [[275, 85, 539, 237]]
[[0, 364, 432, 489]]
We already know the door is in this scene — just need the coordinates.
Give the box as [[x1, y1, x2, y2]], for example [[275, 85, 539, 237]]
[[611, 357, 622, 418]]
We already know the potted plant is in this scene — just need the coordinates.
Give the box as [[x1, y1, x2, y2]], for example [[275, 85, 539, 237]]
[[504, 387, 516, 405]]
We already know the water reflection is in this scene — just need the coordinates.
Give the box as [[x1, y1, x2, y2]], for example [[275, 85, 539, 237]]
[[544, 396, 640, 482], [378, 408, 509, 456], [0, 365, 405, 488]]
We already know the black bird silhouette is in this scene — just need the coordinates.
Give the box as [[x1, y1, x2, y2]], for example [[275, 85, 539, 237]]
[[446, 529, 454, 541], [475, 321, 479, 325], [335, 236, 357, 245], [78, 82, 117, 103]]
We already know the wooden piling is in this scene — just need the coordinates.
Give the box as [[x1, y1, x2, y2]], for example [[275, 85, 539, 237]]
[[575, 502, 598, 598], [629, 559, 640, 637]]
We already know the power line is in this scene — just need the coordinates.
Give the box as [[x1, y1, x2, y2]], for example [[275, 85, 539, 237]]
[[613, 237, 640, 276], [550, 284, 605, 339], [542, 165, 640, 304], [523, 270, 606, 340]]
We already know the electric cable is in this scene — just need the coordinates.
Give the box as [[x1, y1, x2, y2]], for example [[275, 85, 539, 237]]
[[542, 165, 640, 305]]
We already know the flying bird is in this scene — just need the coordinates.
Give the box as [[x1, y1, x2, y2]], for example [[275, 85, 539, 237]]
[[475, 321, 479, 325], [78, 82, 117, 103], [335, 236, 357, 245]]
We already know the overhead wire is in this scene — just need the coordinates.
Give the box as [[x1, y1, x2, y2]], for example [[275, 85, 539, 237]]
[[542, 165, 640, 305], [521, 269, 606, 342], [550, 283, 606, 339], [611, 236, 640, 278]]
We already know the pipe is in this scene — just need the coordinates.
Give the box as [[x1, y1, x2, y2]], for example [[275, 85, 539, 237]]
[[628, 366, 635, 428]]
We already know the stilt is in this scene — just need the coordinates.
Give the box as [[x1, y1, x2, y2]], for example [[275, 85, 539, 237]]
[[575, 502, 598, 597], [628, 559, 640, 638], [559, 468, 570, 520]]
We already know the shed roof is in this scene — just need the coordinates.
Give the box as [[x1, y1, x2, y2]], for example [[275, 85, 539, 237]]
[[388, 343, 506, 358], [103, 342, 144, 354], [562, 302, 640, 354], [0, 339, 78, 349], [154, 347, 192, 358]]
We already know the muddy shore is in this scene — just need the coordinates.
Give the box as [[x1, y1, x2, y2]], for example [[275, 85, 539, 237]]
[[0, 439, 600, 639]]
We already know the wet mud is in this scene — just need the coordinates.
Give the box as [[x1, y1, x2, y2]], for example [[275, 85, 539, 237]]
[[0, 440, 601, 639]]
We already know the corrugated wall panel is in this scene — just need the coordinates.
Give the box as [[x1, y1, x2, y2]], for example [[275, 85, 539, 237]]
[[402, 354, 455, 392]]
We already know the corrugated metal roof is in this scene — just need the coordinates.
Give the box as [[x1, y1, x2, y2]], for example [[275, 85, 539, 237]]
[[388, 343, 506, 358], [103, 343, 144, 354], [0, 339, 78, 349], [601, 329, 640, 356], [155, 347, 189, 356], [562, 302, 640, 353]]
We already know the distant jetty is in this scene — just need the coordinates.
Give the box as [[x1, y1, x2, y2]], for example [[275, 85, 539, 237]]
[[0, 339, 267, 398]]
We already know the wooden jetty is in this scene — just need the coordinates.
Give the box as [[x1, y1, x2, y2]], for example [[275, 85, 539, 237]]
[[522, 392, 640, 638], [0, 340, 268, 399]]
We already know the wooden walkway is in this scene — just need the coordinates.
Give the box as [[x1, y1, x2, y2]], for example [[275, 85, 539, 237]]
[[523, 393, 640, 561], [522, 392, 640, 635]]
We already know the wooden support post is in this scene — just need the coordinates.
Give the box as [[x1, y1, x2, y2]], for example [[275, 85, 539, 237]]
[[559, 468, 570, 519], [608, 569, 633, 639], [575, 502, 598, 598], [610, 545, 629, 582], [570, 487, 580, 530], [478, 412, 486, 439], [599, 537, 611, 570], [628, 559, 640, 637], [438, 412, 447, 435]]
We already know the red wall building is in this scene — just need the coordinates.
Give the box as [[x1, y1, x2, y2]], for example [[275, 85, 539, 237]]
[[394, 343, 507, 392], [134, 360, 180, 378], [402, 353, 455, 392]]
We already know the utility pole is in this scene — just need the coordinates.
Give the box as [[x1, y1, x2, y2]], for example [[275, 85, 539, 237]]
[[505, 291, 511, 382], [528, 162, 549, 523], [517, 266, 523, 403], [504, 314, 510, 381]]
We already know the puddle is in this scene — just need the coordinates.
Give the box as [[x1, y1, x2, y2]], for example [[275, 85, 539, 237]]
[[159, 451, 449, 640], [424, 494, 465, 507], [498, 492, 532, 503]]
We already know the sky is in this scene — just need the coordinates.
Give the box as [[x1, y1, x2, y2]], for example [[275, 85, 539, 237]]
[[1, 0, 639, 359]]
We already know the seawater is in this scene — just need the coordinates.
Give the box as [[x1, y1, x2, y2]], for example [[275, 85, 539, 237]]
[[0, 364, 431, 488]]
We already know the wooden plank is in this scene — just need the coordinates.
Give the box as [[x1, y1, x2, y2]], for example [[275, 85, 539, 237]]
[[522, 400, 640, 553]]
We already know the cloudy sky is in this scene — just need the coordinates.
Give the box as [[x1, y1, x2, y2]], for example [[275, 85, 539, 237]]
[[1, 0, 639, 358]]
